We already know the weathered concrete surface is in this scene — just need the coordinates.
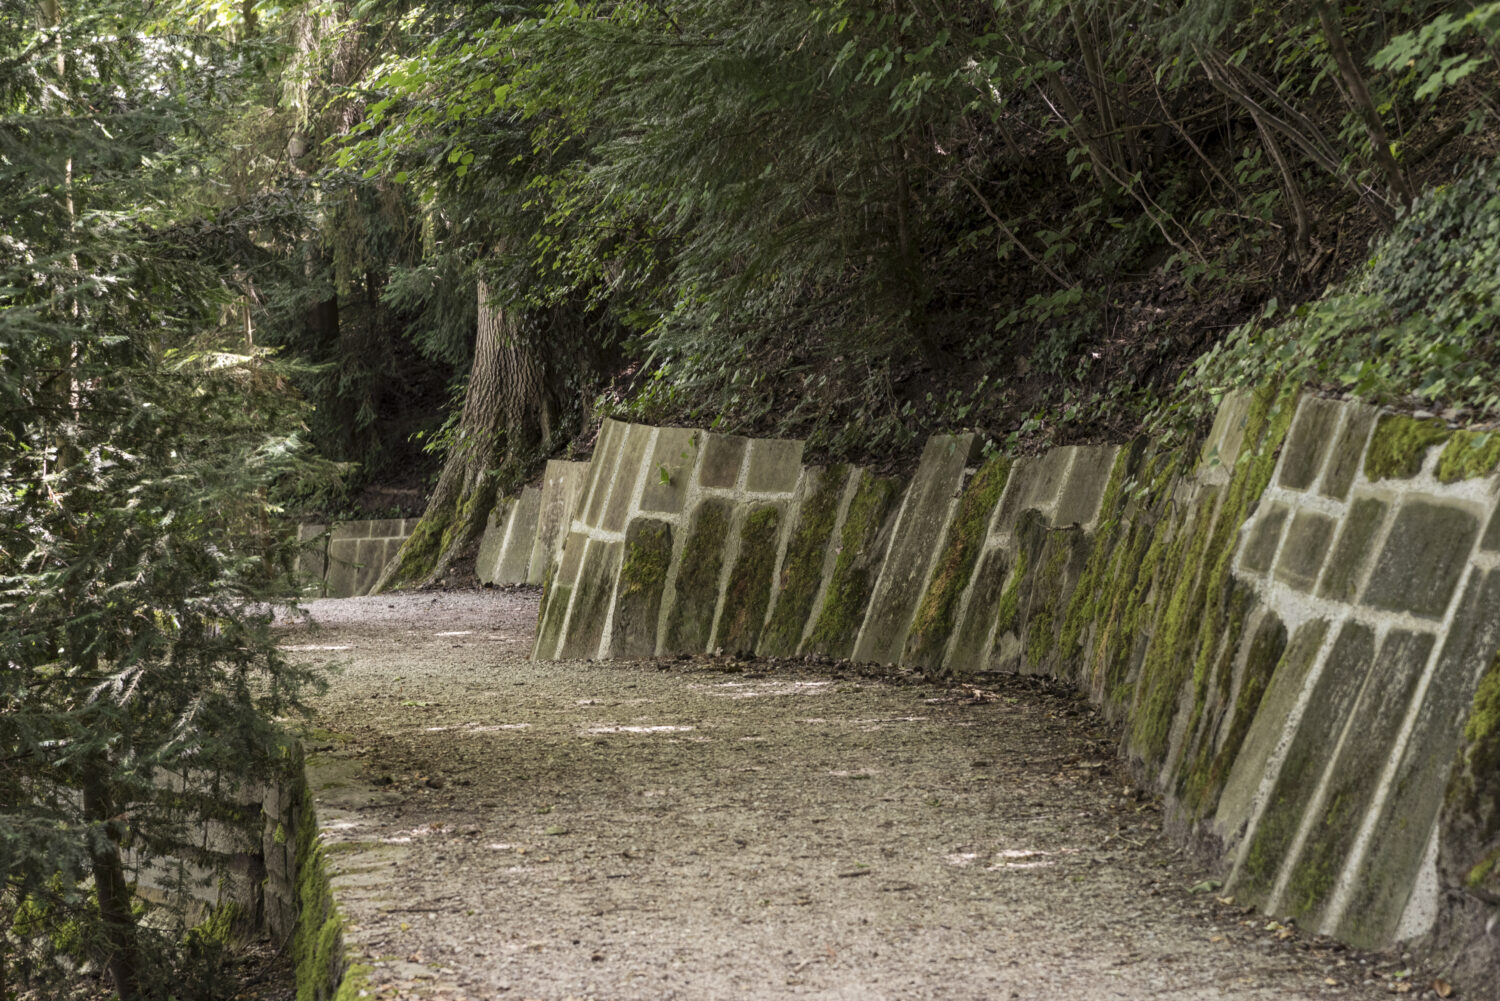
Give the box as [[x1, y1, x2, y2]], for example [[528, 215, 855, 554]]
[[476, 486, 542, 585], [289, 591, 1410, 1001], [297, 518, 417, 597], [529, 459, 590, 585], [854, 434, 979, 666]]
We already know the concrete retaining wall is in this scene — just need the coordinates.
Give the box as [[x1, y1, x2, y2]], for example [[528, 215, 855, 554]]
[[297, 519, 417, 597], [508, 396, 1500, 986], [476, 460, 589, 586]]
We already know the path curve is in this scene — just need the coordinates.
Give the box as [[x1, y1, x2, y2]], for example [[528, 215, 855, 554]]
[[282, 591, 1402, 1001]]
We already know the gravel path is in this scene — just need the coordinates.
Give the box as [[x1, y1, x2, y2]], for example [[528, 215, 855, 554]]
[[280, 591, 1410, 1001]]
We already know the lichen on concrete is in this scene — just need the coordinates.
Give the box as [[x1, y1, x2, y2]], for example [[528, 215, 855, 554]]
[[611, 518, 675, 658], [1059, 444, 1136, 659], [1450, 647, 1500, 898], [993, 545, 1029, 639], [716, 505, 783, 654], [807, 474, 901, 659], [663, 499, 734, 653], [903, 455, 1012, 669], [760, 466, 849, 656], [1023, 530, 1078, 671], [1364, 414, 1449, 481], [1126, 382, 1296, 771], [1178, 605, 1286, 818]]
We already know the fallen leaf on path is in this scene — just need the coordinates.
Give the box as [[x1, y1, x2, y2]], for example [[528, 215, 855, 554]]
[[1433, 979, 1453, 997]]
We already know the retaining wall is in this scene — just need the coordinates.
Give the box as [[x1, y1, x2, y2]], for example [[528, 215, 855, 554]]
[[506, 390, 1500, 988], [476, 459, 588, 585], [297, 519, 417, 597]]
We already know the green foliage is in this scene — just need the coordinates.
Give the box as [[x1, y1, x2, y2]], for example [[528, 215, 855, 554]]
[[0, 3, 324, 996], [332, 0, 1498, 454], [1190, 159, 1500, 419]]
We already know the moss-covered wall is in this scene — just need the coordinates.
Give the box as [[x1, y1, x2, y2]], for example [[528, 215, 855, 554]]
[[518, 398, 1500, 988]]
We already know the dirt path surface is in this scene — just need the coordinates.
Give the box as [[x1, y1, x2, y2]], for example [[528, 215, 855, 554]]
[[280, 591, 1409, 1001]]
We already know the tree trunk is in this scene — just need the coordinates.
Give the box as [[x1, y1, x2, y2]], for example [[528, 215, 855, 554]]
[[1313, 1, 1414, 211], [82, 763, 143, 1001], [374, 280, 552, 590]]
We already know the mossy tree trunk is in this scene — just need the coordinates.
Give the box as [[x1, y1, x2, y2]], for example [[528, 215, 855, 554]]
[[375, 280, 554, 590]]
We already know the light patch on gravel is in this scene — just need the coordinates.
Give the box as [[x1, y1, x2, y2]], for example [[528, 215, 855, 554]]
[[281, 590, 1401, 1001]]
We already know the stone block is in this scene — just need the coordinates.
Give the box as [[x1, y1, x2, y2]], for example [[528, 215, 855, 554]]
[[1232, 621, 1375, 904], [1481, 503, 1500, 554], [1054, 445, 1119, 529], [1278, 628, 1432, 925], [1240, 502, 1289, 574], [581, 420, 627, 529], [1316, 497, 1388, 602], [1362, 500, 1479, 619], [322, 545, 360, 598], [609, 518, 674, 658], [993, 446, 1072, 533], [497, 487, 543, 583], [475, 498, 515, 585], [529, 460, 589, 584], [1273, 510, 1337, 592], [1319, 404, 1377, 501], [297, 522, 326, 542], [854, 433, 978, 665], [601, 424, 653, 534], [1199, 390, 1253, 477], [943, 546, 1010, 677], [759, 466, 850, 657], [330, 521, 372, 541], [744, 438, 806, 495], [1338, 569, 1500, 947], [697, 433, 748, 489], [1278, 397, 1344, 492], [534, 531, 587, 659], [367, 518, 406, 539], [904, 455, 1013, 670], [558, 539, 624, 660], [714, 504, 784, 653], [806, 472, 904, 660], [662, 498, 734, 653], [638, 428, 700, 515]]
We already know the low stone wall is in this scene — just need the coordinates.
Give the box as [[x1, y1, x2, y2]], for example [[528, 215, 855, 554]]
[[477, 460, 589, 586], [514, 392, 1500, 988], [297, 519, 417, 597], [132, 748, 310, 956]]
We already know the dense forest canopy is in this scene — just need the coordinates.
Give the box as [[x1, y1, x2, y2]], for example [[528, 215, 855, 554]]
[[2, 0, 1500, 996]]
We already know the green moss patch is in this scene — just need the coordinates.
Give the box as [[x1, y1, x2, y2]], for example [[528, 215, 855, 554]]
[[611, 519, 675, 657], [1456, 649, 1500, 877], [1024, 530, 1078, 671], [1059, 444, 1137, 659], [293, 785, 345, 1001], [1178, 607, 1286, 817], [1234, 622, 1375, 905], [717, 505, 783, 654], [663, 499, 733, 652], [807, 474, 901, 659], [903, 456, 1012, 669], [1436, 429, 1500, 483], [1364, 414, 1449, 481], [1131, 383, 1295, 772], [760, 466, 849, 656]]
